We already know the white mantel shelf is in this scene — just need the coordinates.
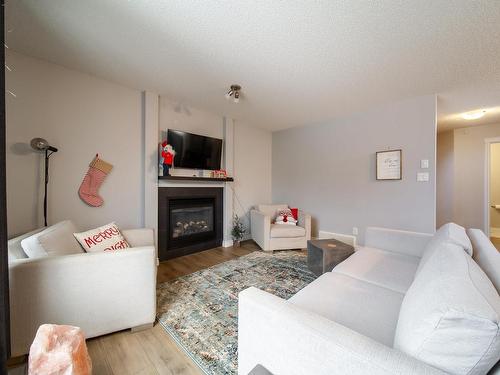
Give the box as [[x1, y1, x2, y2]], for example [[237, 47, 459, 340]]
[[158, 175, 234, 182]]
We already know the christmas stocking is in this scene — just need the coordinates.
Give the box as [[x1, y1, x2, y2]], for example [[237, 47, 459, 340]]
[[78, 155, 113, 207]]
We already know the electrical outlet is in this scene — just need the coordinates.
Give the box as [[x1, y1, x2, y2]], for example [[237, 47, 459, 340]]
[[352, 227, 359, 236], [417, 172, 429, 182]]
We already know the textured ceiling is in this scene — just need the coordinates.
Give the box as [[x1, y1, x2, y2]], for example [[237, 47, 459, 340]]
[[5, 1, 500, 131], [437, 85, 500, 132]]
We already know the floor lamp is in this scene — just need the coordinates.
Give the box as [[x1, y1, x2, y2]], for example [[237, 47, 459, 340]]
[[30, 138, 58, 227]]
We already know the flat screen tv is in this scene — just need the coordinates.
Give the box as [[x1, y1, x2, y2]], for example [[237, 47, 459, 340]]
[[167, 129, 223, 170]]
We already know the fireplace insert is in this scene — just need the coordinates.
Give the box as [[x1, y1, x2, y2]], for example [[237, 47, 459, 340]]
[[158, 187, 223, 260]]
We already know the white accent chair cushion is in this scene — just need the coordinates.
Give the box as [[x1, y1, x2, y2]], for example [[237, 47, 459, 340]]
[[333, 247, 420, 294], [394, 242, 500, 375], [21, 220, 83, 258], [290, 272, 404, 347], [270, 224, 305, 238]]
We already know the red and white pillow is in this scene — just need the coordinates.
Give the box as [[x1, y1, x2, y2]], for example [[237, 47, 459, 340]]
[[73, 222, 130, 253], [275, 208, 298, 225]]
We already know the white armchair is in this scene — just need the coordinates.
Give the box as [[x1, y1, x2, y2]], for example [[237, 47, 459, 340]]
[[251, 204, 311, 252], [8, 225, 157, 356]]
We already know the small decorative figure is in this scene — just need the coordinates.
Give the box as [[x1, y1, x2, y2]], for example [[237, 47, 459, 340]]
[[275, 209, 297, 225], [160, 141, 176, 176], [210, 169, 228, 178]]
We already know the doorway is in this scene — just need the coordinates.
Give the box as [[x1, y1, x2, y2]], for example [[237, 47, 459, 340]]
[[485, 138, 500, 250]]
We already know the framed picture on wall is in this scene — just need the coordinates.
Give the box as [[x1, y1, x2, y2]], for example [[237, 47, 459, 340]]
[[376, 149, 402, 180]]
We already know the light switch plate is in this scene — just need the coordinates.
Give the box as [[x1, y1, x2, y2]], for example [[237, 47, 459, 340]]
[[417, 172, 429, 182], [421, 159, 429, 169]]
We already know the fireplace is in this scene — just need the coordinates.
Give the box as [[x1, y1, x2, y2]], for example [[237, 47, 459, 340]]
[[171, 200, 214, 239], [158, 187, 223, 261]]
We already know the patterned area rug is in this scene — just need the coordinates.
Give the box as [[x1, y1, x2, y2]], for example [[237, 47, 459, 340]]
[[156, 250, 316, 375]]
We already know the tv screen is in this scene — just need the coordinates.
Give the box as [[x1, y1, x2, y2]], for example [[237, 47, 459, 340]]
[[167, 129, 223, 170]]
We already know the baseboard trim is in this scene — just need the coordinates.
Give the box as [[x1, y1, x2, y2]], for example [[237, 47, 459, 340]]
[[318, 230, 357, 247], [222, 239, 234, 248]]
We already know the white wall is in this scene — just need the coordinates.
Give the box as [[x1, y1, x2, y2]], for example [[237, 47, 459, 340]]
[[158, 96, 224, 177], [158, 96, 273, 239], [233, 121, 272, 238], [436, 130, 454, 227], [273, 95, 437, 244], [6, 51, 143, 237], [6, 52, 273, 241], [159, 96, 223, 139]]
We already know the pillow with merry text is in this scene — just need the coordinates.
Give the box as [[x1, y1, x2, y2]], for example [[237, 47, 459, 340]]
[[74, 222, 130, 252]]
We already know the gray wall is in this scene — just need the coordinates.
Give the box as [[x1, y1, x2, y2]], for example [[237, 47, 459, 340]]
[[272, 95, 437, 244], [6, 51, 143, 237], [6, 51, 273, 239], [437, 124, 500, 230], [436, 130, 454, 227], [490, 143, 500, 229]]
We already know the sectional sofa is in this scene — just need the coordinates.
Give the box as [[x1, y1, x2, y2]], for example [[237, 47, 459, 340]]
[[239, 223, 500, 375]]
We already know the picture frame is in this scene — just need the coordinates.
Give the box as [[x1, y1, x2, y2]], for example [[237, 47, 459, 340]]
[[376, 149, 402, 180]]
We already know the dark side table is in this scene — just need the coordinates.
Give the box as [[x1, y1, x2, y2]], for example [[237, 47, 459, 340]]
[[307, 238, 355, 276]]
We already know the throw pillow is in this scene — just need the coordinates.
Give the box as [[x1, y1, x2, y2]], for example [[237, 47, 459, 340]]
[[275, 209, 297, 225], [394, 241, 500, 374], [416, 222, 473, 276], [74, 222, 130, 252], [21, 220, 84, 258]]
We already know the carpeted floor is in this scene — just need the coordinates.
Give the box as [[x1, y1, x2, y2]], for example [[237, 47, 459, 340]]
[[156, 250, 316, 375]]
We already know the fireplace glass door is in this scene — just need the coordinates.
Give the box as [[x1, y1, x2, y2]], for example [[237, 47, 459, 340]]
[[168, 198, 216, 249], [171, 205, 214, 238], [158, 187, 223, 260]]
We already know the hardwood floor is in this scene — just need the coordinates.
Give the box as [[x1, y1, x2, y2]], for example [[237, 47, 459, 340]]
[[157, 241, 257, 283], [86, 241, 259, 375]]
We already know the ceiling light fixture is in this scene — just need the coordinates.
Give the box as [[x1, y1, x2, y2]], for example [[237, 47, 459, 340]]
[[462, 110, 486, 120], [225, 84, 241, 103]]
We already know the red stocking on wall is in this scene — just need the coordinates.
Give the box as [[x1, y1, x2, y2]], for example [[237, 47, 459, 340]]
[[78, 154, 113, 207]]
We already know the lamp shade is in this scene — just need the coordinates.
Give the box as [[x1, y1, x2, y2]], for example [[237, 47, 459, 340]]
[[30, 138, 50, 151], [30, 138, 58, 152]]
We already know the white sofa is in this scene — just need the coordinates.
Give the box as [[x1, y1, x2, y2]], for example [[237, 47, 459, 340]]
[[251, 204, 311, 252], [239, 224, 500, 375], [8, 221, 157, 356]]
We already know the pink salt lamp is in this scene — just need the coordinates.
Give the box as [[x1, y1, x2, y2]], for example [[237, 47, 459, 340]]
[[28, 324, 92, 375]]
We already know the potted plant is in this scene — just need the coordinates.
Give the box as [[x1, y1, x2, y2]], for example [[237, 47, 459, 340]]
[[231, 214, 246, 247]]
